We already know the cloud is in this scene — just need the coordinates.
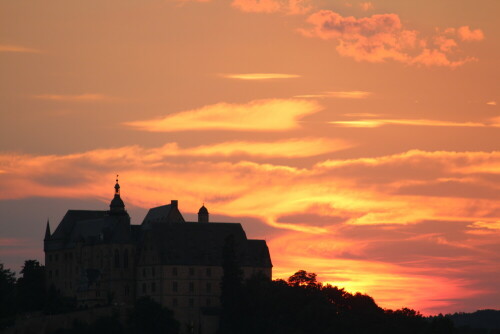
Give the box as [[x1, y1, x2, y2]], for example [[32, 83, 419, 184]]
[[231, 0, 311, 15], [329, 118, 486, 128], [295, 91, 372, 99], [486, 101, 497, 106], [300, 10, 483, 67], [0, 44, 41, 53], [162, 138, 353, 158], [1, 147, 499, 313], [359, 2, 374, 11], [469, 221, 500, 231], [457, 26, 485, 42], [32, 94, 112, 102], [221, 73, 301, 80], [125, 98, 322, 132]]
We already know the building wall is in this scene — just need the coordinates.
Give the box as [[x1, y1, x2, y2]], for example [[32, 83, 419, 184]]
[[135, 264, 271, 334], [45, 243, 137, 307]]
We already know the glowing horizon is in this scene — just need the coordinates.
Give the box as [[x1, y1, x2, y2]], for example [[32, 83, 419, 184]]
[[1, 0, 499, 316]]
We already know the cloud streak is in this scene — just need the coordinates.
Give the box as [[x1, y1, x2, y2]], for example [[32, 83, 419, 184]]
[[32, 94, 113, 102], [231, 0, 311, 15], [296, 91, 372, 99], [0, 44, 41, 53], [221, 73, 301, 80], [330, 118, 486, 128], [125, 98, 322, 132]]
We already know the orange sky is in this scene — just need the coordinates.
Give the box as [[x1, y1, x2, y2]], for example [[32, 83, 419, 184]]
[[0, 0, 499, 315]]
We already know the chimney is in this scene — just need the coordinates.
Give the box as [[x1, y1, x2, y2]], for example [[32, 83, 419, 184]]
[[171, 200, 178, 209]]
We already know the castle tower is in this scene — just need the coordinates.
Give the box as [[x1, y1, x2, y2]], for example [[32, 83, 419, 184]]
[[198, 204, 209, 223]]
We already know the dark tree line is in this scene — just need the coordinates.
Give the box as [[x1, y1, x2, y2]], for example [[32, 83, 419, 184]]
[[2, 259, 498, 334], [0, 260, 50, 328], [219, 268, 458, 334], [47, 297, 179, 334]]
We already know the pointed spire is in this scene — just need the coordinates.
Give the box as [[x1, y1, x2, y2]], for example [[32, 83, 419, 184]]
[[110, 175, 126, 214], [44, 219, 51, 241], [114, 174, 120, 195]]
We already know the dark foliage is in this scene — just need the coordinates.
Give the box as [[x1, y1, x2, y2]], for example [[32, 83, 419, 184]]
[[17, 259, 46, 312], [127, 297, 179, 334], [0, 263, 17, 328], [44, 284, 77, 314], [444, 310, 500, 334], [218, 269, 463, 334]]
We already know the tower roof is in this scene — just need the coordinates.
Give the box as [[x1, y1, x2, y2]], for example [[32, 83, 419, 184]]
[[44, 219, 51, 241], [109, 176, 126, 214], [198, 204, 209, 215]]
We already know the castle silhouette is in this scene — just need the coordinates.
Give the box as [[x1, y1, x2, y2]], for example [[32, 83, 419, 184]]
[[43, 178, 272, 334]]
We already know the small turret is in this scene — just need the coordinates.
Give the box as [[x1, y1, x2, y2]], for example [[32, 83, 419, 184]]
[[44, 219, 51, 241], [110, 175, 126, 215], [198, 204, 209, 223]]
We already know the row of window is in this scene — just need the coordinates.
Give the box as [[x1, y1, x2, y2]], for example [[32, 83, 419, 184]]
[[171, 298, 212, 308], [141, 267, 213, 278], [141, 281, 214, 294]]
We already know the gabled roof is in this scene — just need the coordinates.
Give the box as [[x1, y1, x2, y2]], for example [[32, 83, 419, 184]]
[[51, 210, 107, 240], [142, 222, 272, 267], [142, 203, 185, 228]]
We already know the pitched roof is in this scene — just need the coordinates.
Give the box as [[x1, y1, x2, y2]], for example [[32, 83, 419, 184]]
[[143, 222, 272, 267], [51, 210, 107, 240]]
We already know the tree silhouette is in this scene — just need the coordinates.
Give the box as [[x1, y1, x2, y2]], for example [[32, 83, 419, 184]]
[[127, 297, 179, 334], [0, 263, 17, 328], [17, 259, 46, 312]]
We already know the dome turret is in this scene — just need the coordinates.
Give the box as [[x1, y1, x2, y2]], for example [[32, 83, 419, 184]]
[[110, 175, 126, 215], [198, 204, 209, 223]]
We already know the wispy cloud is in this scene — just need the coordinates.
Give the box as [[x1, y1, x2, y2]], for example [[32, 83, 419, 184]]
[[157, 138, 353, 158], [221, 73, 301, 80], [32, 94, 112, 102], [295, 91, 372, 99], [0, 44, 42, 53], [330, 118, 486, 128], [359, 2, 374, 11], [125, 98, 322, 132], [231, 0, 311, 15], [486, 101, 497, 106]]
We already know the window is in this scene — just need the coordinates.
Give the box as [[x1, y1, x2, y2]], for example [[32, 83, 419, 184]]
[[173, 298, 178, 307], [152, 267, 155, 277], [55, 254, 59, 262], [206, 283, 212, 293], [189, 282, 194, 293], [125, 285, 130, 296], [142, 283, 147, 294], [172, 267, 178, 276], [189, 267, 194, 276], [49, 254, 52, 262], [207, 298, 211, 307], [142, 268, 146, 277], [55, 269, 59, 277], [151, 282, 156, 293], [189, 298, 194, 307], [123, 249, 129, 269], [206, 268, 212, 277], [49, 270, 52, 278], [172, 281, 178, 292], [114, 249, 120, 268]]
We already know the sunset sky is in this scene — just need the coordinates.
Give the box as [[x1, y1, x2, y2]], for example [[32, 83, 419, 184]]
[[1, 0, 499, 315]]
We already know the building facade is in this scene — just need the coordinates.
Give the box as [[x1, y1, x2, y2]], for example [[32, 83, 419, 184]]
[[43, 180, 272, 333]]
